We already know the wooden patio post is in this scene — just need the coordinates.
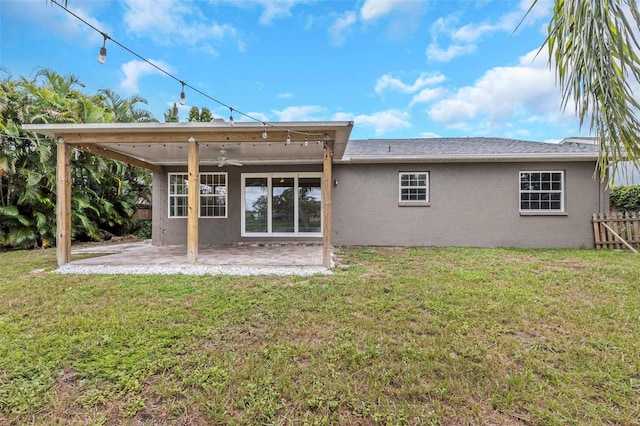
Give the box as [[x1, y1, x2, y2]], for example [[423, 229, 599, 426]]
[[187, 137, 199, 264], [322, 138, 334, 268], [56, 137, 72, 267]]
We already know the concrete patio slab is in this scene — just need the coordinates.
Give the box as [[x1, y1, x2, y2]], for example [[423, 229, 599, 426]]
[[57, 241, 332, 276]]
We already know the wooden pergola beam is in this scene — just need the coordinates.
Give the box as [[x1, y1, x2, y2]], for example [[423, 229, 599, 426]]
[[322, 140, 333, 269], [73, 144, 164, 173], [56, 138, 72, 267], [60, 130, 337, 145], [187, 138, 199, 264]]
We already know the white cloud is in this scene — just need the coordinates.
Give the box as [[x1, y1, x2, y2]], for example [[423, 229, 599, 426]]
[[120, 59, 172, 93], [245, 111, 271, 123], [277, 92, 294, 99], [122, 0, 240, 52], [255, 0, 298, 25], [328, 11, 357, 47], [426, 43, 476, 62], [409, 88, 448, 107], [375, 72, 446, 94], [3, 1, 110, 46], [360, 0, 398, 21], [360, 0, 428, 38], [427, 49, 571, 131], [426, 1, 551, 63], [271, 105, 326, 121], [333, 110, 411, 136], [221, 0, 310, 25]]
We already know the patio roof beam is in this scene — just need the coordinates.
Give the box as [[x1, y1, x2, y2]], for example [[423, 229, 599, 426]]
[[72, 144, 164, 173], [58, 130, 338, 145]]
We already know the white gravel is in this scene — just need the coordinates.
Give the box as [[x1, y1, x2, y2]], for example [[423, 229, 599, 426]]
[[56, 264, 332, 276]]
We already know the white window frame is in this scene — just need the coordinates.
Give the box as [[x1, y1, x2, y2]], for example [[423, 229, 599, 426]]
[[168, 172, 228, 218], [519, 170, 565, 213], [241, 172, 323, 237], [399, 172, 429, 204]]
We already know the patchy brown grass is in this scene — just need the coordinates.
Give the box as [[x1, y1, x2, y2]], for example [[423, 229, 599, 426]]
[[1, 246, 639, 425]]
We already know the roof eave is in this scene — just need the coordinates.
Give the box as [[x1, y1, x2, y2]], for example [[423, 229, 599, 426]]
[[338, 153, 600, 163]]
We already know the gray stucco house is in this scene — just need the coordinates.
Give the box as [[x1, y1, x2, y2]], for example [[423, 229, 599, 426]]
[[25, 121, 605, 267], [153, 134, 604, 249]]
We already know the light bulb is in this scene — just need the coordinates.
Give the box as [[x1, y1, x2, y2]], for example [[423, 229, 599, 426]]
[[179, 91, 185, 105], [262, 128, 268, 139], [286, 132, 291, 145], [97, 46, 107, 64], [304, 137, 309, 147], [97, 33, 109, 64]]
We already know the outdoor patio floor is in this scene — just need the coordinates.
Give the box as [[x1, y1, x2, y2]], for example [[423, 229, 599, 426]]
[[56, 241, 331, 276]]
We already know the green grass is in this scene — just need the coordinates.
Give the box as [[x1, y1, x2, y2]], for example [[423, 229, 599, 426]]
[[1, 246, 639, 425]]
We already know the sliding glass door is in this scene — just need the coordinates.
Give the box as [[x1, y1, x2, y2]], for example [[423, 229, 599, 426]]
[[242, 173, 322, 236]]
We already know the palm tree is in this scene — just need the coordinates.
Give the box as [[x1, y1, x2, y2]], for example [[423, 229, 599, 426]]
[[534, 0, 640, 178], [97, 88, 156, 123]]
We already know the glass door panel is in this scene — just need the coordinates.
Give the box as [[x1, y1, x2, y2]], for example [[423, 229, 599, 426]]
[[244, 177, 268, 233], [272, 177, 295, 233], [298, 177, 321, 233]]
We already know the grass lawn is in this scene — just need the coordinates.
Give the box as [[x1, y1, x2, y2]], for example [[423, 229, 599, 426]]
[[1, 246, 639, 425]]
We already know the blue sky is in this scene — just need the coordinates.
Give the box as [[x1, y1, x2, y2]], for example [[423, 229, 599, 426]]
[[1, 0, 591, 142]]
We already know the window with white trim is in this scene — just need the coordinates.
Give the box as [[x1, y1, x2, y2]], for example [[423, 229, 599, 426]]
[[519, 171, 564, 212], [399, 172, 429, 203], [242, 173, 322, 236], [168, 172, 227, 218]]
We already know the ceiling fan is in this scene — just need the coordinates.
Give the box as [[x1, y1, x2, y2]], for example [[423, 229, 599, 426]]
[[217, 149, 243, 167]]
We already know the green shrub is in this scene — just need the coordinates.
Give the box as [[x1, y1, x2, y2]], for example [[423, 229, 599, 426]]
[[133, 220, 152, 239], [609, 185, 640, 212]]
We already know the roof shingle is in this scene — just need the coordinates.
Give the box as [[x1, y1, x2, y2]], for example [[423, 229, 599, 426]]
[[342, 137, 598, 160]]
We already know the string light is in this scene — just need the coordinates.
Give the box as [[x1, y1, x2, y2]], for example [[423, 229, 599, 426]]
[[179, 81, 186, 106], [49, 0, 329, 141], [229, 108, 234, 126], [304, 137, 309, 147], [285, 132, 291, 145], [97, 32, 109, 64]]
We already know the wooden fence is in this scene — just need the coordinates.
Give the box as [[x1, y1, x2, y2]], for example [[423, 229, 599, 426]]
[[592, 212, 640, 251]]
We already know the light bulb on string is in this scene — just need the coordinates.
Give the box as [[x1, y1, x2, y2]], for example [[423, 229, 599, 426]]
[[285, 131, 291, 145], [229, 108, 234, 126], [179, 82, 186, 106], [262, 127, 268, 139], [304, 137, 309, 147], [97, 33, 109, 64]]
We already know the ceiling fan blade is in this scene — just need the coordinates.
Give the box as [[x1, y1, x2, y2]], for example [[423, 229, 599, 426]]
[[226, 159, 243, 166]]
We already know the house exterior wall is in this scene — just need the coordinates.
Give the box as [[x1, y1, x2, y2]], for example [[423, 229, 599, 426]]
[[152, 164, 323, 245], [152, 161, 606, 248], [331, 161, 606, 248]]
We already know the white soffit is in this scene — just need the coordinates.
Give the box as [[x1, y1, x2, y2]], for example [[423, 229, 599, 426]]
[[23, 121, 354, 166]]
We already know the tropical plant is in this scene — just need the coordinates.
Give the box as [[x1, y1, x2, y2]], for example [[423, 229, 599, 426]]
[[0, 69, 155, 248], [97, 88, 156, 123], [610, 184, 640, 212], [164, 102, 179, 122], [533, 0, 640, 178], [187, 106, 215, 122]]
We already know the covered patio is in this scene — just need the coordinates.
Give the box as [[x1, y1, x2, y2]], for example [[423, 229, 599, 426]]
[[25, 120, 354, 272], [60, 241, 330, 276]]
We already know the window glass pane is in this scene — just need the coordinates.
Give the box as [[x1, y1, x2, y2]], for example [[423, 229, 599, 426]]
[[299, 178, 321, 233], [170, 196, 187, 217], [272, 177, 295, 233], [245, 178, 268, 232], [400, 173, 428, 201], [520, 171, 563, 211]]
